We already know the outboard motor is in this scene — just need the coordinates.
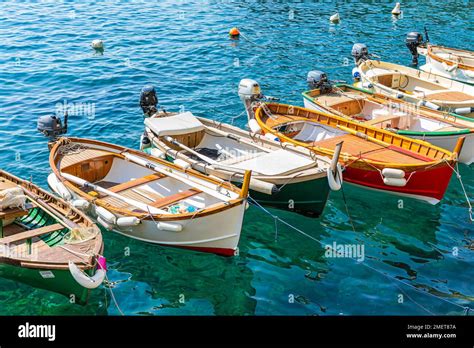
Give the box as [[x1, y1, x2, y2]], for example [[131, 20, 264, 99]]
[[352, 43, 370, 65], [405, 32, 424, 66], [307, 70, 333, 94], [37, 113, 68, 139], [140, 85, 158, 116], [238, 79, 264, 121]]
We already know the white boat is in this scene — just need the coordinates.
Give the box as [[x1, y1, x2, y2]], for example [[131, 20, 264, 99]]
[[418, 45, 474, 85], [357, 59, 474, 118], [302, 82, 474, 165], [48, 137, 250, 256]]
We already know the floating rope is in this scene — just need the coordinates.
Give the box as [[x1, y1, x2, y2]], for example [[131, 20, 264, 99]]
[[247, 196, 472, 315], [444, 160, 474, 222]]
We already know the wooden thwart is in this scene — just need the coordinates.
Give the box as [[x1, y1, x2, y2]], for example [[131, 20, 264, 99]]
[[150, 189, 202, 208], [108, 174, 165, 193], [0, 223, 64, 244]]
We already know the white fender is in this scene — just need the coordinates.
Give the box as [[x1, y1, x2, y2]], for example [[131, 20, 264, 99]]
[[116, 216, 141, 227], [96, 206, 116, 224], [248, 119, 262, 134], [382, 168, 405, 179], [72, 199, 90, 210], [97, 216, 114, 231], [327, 163, 343, 191], [420, 100, 441, 110], [156, 221, 183, 232], [248, 178, 277, 195], [53, 178, 72, 201], [173, 158, 191, 169], [454, 107, 474, 115], [383, 177, 407, 187], [68, 261, 106, 289], [150, 148, 166, 159]]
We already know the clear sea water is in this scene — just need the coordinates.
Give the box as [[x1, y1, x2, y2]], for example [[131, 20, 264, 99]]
[[0, 0, 472, 315]]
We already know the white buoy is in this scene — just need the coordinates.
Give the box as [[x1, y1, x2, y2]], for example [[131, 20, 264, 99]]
[[91, 39, 104, 50], [391, 3, 401, 15], [329, 12, 340, 23]]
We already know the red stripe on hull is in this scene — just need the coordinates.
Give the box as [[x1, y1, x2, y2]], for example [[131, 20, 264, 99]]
[[343, 164, 453, 202], [161, 244, 237, 257]]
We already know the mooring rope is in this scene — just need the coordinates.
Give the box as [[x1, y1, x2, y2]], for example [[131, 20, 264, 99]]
[[247, 196, 472, 315], [444, 160, 474, 222]]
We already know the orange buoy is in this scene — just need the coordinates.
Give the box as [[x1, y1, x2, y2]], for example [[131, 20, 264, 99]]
[[229, 27, 240, 38]]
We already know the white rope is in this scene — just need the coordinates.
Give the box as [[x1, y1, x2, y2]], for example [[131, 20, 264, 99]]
[[444, 160, 474, 222]]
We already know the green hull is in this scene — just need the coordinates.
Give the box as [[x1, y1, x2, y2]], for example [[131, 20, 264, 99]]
[[0, 263, 90, 305], [248, 177, 330, 218]]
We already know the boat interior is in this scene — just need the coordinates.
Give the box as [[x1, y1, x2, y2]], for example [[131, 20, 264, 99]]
[[0, 174, 94, 266], [311, 90, 460, 133], [432, 47, 474, 66], [258, 105, 449, 164], [365, 66, 474, 102], [145, 113, 317, 177], [57, 144, 227, 214]]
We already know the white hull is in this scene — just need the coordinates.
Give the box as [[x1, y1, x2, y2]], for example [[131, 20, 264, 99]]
[[303, 97, 474, 165], [420, 61, 474, 85], [47, 173, 244, 255]]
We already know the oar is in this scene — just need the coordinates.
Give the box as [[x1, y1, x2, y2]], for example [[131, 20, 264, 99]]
[[61, 173, 166, 215], [123, 153, 238, 202]]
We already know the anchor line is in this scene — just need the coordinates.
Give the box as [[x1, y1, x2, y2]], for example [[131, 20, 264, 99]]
[[247, 196, 472, 315], [444, 160, 474, 222]]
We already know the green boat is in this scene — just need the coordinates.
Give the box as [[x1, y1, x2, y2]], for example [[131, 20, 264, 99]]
[[0, 170, 105, 304]]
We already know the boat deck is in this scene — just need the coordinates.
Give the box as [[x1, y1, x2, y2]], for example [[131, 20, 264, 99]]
[[59, 148, 115, 169], [313, 134, 431, 164], [425, 90, 474, 102]]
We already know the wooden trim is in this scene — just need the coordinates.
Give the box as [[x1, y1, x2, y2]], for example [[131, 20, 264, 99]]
[[150, 188, 202, 208], [108, 174, 165, 193], [0, 223, 63, 244], [427, 45, 474, 72]]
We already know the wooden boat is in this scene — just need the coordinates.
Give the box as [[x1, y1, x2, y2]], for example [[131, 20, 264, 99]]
[[143, 111, 340, 217], [357, 60, 474, 118], [0, 169, 104, 304], [252, 103, 464, 204], [48, 137, 250, 256], [303, 83, 474, 165], [418, 45, 474, 85]]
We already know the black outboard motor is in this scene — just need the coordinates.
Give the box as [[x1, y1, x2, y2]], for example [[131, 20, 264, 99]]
[[307, 71, 333, 94], [140, 85, 158, 116], [351, 43, 370, 65], [37, 113, 68, 139], [406, 32, 424, 66]]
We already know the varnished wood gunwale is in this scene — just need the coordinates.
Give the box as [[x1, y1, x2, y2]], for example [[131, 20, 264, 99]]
[[49, 138, 246, 222], [427, 44, 474, 72], [255, 103, 457, 171], [0, 170, 103, 270]]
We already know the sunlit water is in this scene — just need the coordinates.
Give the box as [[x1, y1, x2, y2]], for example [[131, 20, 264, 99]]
[[0, 0, 472, 315]]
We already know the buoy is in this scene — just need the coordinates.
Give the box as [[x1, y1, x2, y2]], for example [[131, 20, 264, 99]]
[[329, 13, 340, 23], [173, 158, 191, 170], [382, 168, 405, 179], [229, 27, 240, 38], [72, 199, 90, 210], [383, 177, 407, 187], [391, 2, 401, 15], [91, 39, 104, 50]]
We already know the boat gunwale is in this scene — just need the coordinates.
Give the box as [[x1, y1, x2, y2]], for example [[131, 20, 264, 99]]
[[302, 84, 474, 137], [254, 102, 457, 169], [0, 169, 102, 270], [426, 44, 474, 72], [49, 137, 246, 221]]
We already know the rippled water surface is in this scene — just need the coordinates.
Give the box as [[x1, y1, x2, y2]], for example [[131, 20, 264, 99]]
[[0, 0, 473, 315]]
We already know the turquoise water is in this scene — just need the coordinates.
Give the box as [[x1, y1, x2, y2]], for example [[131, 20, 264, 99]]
[[0, 0, 473, 315]]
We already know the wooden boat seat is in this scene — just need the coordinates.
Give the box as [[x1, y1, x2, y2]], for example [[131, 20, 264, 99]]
[[366, 114, 401, 126], [150, 189, 202, 208], [424, 90, 474, 102], [107, 174, 165, 193], [0, 206, 29, 221], [0, 223, 64, 244]]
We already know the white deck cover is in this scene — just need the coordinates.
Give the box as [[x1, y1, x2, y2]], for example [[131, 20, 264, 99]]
[[145, 112, 204, 136], [225, 149, 315, 176]]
